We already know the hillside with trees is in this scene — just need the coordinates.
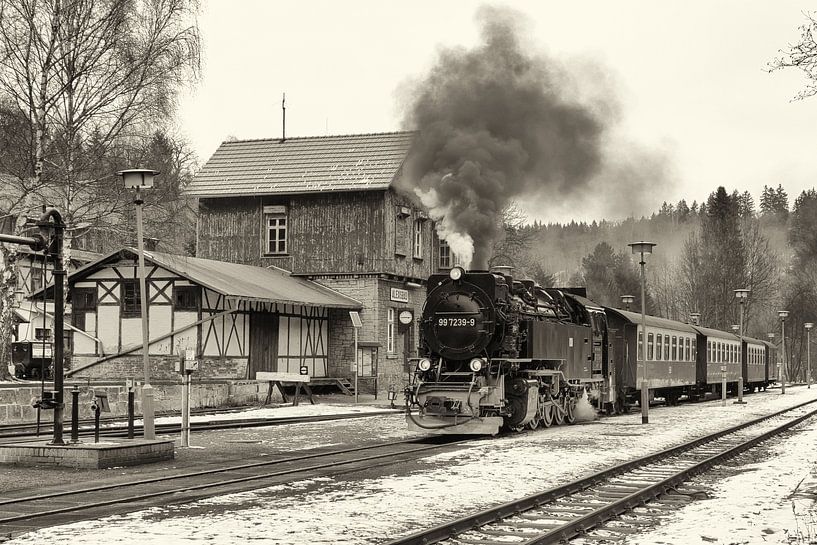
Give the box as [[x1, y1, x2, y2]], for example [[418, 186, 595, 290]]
[[493, 183, 815, 384]]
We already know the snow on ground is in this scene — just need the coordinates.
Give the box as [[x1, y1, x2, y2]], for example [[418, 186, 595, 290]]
[[7, 386, 817, 545], [628, 412, 817, 545]]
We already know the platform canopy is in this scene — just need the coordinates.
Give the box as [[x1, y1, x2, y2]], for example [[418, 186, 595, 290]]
[[32, 248, 362, 310]]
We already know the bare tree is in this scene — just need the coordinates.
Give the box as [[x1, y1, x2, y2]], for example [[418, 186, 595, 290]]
[[769, 11, 817, 100], [0, 0, 200, 377], [0, 0, 200, 227]]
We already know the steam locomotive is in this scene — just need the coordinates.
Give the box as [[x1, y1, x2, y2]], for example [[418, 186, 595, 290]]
[[405, 266, 778, 435]]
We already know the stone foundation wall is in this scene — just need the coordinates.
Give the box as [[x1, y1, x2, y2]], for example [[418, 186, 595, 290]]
[[0, 380, 281, 424], [70, 355, 249, 381]]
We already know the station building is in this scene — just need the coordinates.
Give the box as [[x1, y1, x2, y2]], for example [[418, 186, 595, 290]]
[[189, 131, 459, 394]]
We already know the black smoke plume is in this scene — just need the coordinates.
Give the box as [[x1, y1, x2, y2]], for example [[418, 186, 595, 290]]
[[398, 6, 669, 269]]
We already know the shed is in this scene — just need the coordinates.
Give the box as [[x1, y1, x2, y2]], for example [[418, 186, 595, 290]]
[[33, 248, 361, 381]]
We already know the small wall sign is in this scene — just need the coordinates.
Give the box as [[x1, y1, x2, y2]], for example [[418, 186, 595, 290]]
[[390, 288, 409, 303]]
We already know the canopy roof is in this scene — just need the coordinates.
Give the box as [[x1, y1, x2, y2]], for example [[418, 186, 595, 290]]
[[32, 248, 362, 310]]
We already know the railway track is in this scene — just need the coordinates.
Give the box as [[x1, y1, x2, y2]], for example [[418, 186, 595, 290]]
[[0, 410, 400, 443], [387, 398, 817, 545], [0, 435, 470, 538]]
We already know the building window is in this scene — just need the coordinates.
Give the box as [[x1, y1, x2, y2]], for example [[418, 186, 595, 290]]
[[387, 308, 395, 353], [31, 267, 44, 292], [174, 285, 199, 311], [413, 220, 423, 259], [35, 328, 51, 340], [265, 214, 287, 255], [72, 287, 97, 310], [439, 240, 452, 269], [121, 280, 141, 318]]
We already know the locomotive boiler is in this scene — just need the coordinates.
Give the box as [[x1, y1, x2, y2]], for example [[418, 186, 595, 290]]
[[406, 266, 611, 435]]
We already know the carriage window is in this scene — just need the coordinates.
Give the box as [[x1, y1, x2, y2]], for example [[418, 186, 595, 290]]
[[647, 332, 653, 360], [664, 336, 670, 360], [684, 337, 690, 361], [656, 334, 663, 360], [639, 331, 643, 360], [672, 336, 678, 360], [692, 338, 697, 361]]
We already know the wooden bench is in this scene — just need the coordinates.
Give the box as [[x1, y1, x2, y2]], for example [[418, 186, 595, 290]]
[[256, 372, 316, 406]]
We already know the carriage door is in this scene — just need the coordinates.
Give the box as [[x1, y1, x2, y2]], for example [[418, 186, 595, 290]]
[[590, 311, 605, 376], [249, 312, 279, 377]]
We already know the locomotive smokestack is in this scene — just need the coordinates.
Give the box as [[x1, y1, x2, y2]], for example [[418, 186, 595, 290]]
[[490, 265, 514, 276]]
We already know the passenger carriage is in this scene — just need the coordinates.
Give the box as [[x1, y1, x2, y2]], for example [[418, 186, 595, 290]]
[[603, 309, 698, 407], [762, 340, 779, 384], [742, 336, 768, 392], [692, 326, 741, 396]]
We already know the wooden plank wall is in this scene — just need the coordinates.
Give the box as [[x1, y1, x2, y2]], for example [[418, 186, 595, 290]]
[[197, 190, 440, 279]]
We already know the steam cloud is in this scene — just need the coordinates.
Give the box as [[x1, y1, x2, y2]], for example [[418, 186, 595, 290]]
[[399, 6, 670, 269]]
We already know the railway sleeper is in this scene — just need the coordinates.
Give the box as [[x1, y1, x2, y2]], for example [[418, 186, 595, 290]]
[[518, 512, 579, 521], [478, 527, 540, 537], [504, 519, 563, 530], [452, 537, 518, 545]]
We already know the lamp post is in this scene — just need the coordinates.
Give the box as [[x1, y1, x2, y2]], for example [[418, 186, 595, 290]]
[[119, 168, 159, 440], [805, 322, 813, 389], [621, 294, 635, 311], [778, 310, 789, 395], [628, 241, 656, 425], [690, 312, 701, 326]]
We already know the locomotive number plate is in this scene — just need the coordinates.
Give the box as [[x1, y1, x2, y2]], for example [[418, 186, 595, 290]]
[[437, 317, 476, 327]]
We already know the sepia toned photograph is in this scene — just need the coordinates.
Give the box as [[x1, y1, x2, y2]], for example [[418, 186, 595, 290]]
[[0, 1, 816, 544]]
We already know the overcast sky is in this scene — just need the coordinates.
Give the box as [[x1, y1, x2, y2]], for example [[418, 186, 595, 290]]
[[178, 1, 817, 222]]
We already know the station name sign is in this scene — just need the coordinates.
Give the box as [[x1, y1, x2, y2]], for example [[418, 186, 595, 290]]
[[390, 288, 409, 303]]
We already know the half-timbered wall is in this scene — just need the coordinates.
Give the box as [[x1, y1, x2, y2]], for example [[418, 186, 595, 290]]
[[68, 262, 332, 380]]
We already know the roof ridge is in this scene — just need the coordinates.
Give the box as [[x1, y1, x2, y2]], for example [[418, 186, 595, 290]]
[[220, 130, 418, 145]]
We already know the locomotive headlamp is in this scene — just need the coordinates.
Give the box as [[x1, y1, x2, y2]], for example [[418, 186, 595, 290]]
[[469, 358, 484, 372], [418, 358, 432, 372], [449, 266, 465, 281]]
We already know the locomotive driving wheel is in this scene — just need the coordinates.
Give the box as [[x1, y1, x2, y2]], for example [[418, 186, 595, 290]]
[[541, 402, 554, 427], [554, 396, 565, 426], [527, 413, 541, 430], [564, 395, 577, 424]]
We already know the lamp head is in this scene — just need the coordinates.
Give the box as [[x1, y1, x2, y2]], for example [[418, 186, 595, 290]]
[[778, 310, 789, 320], [806, 322, 814, 331], [118, 168, 159, 189], [628, 241, 657, 255], [734, 288, 751, 299], [621, 294, 635, 305]]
